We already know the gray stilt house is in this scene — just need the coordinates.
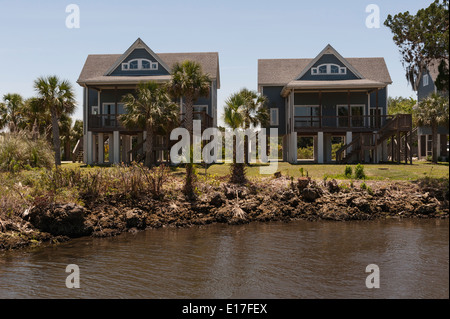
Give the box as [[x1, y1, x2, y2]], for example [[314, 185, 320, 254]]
[[413, 60, 449, 161], [75, 38, 220, 165], [258, 44, 413, 164]]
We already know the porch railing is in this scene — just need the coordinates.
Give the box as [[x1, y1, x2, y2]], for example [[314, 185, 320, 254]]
[[88, 111, 214, 131], [293, 115, 395, 130]]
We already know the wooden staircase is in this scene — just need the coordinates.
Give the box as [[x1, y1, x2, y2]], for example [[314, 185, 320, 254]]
[[72, 139, 84, 163], [336, 114, 413, 164]]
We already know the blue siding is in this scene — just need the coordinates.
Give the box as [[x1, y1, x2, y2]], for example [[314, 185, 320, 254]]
[[88, 88, 98, 114], [262, 86, 286, 135], [369, 87, 387, 114], [109, 48, 170, 76], [299, 54, 359, 81], [417, 70, 436, 101]]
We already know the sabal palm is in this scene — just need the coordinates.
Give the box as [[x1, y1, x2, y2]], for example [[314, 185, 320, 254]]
[[169, 60, 211, 136], [120, 81, 178, 167], [223, 92, 247, 184], [414, 93, 449, 163], [34, 76, 76, 166], [238, 88, 269, 164], [0, 93, 24, 132], [169, 61, 210, 199]]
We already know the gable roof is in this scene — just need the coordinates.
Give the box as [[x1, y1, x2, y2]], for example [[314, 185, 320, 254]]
[[104, 38, 172, 76], [294, 44, 364, 80], [77, 40, 220, 88], [258, 50, 392, 88], [413, 58, 448, 91]]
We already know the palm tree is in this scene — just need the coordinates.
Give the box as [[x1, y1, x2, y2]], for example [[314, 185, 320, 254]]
[[414, 93, 449, 163], [168, 60, 211, 136], [169, 60, 211, 199], [0, 93, 24, 132], [20, 97, 52, 139], [223, 92, 247, 184], [238, 88, 269, 164], [33, 76, 76, 166], [120, 81, 178, 168]]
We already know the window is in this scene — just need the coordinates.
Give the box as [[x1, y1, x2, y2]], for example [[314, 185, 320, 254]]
[[122, 59, 158, 71], [270, 108, 279, 126], [330, 65, 339, 74], [337, 105, 365, 128], [311, 64, 347, 75], [423, 74, 429, 86], [193, 105, 208, 120], [129, 60, 138, 70], [294, 106, 319, 127], [142, 60, 150, 69], [318, 65, 327, 74], [91, 105, 99, 115]]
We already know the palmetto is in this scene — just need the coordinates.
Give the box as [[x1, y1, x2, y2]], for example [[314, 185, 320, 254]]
[[33, 76, 76, 166], [414, 93, 449, 163], [120, 81, 178, 168]]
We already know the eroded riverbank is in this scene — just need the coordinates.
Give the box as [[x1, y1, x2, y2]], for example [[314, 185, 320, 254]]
[[1, 176, 448, 250]]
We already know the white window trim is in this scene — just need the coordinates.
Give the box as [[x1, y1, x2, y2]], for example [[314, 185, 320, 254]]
[[336, 104, 366, 127], [336, 104, 366, 116], [122, 59, 158, 71], [423, 74, 429, 86], [311, 63, 346, 75], [270, 108, 279, 126]]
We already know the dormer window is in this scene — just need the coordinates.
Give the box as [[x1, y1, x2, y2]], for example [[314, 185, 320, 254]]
[[311, 64, 346, 75], [122, 59, 158, 71], [423, 74, 429, 86]]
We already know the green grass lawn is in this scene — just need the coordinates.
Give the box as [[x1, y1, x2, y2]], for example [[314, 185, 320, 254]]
[[61, 160, 449, 181]]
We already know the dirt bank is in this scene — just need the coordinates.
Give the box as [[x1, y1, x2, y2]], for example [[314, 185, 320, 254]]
[[1, 177, 448, 250]]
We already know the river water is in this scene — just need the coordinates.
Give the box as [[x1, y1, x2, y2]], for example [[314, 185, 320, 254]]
[[0, 219, 448, 299]]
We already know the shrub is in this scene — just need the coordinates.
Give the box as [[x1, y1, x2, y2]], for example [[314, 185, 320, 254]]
[[355, 163, 366, 180], [0, 131, 53, 172], [344, 165, 352, 178]]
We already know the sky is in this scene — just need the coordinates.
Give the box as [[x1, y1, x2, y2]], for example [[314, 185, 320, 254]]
[[0, 0, 434, 127]]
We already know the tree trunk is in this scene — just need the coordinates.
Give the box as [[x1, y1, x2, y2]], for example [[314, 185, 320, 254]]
[[184, 95, 194, 138], [432, 123, 438, 163], [51, 108, 61, 166], [144, 121, 154, 168], [64, 140, 71, 161]]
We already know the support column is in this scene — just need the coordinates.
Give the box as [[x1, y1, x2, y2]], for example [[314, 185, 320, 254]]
[[108, 133, 114, 163], [382, 140, 388, 162], [346, 131, 352, 153], [123, 135, 131, 163], [291, 132, 297, 163], [397, 131, 401, 164], [324, 134, 332, 163], [92, 134, 97, 164], [86, 131, 93, 165], [317, 132, 324, 164], [83, 133, 88, 164], [391, 135, 395, 162], [98, 133, 104, 164], [113, 131, 120, 164]]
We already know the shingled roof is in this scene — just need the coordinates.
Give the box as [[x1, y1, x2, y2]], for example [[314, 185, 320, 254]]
[[258, 57, 392, 87], [78, 52, 220, 88]]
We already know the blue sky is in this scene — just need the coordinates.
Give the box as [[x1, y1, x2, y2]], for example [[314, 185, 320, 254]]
[[0, 0, 433, 126]]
